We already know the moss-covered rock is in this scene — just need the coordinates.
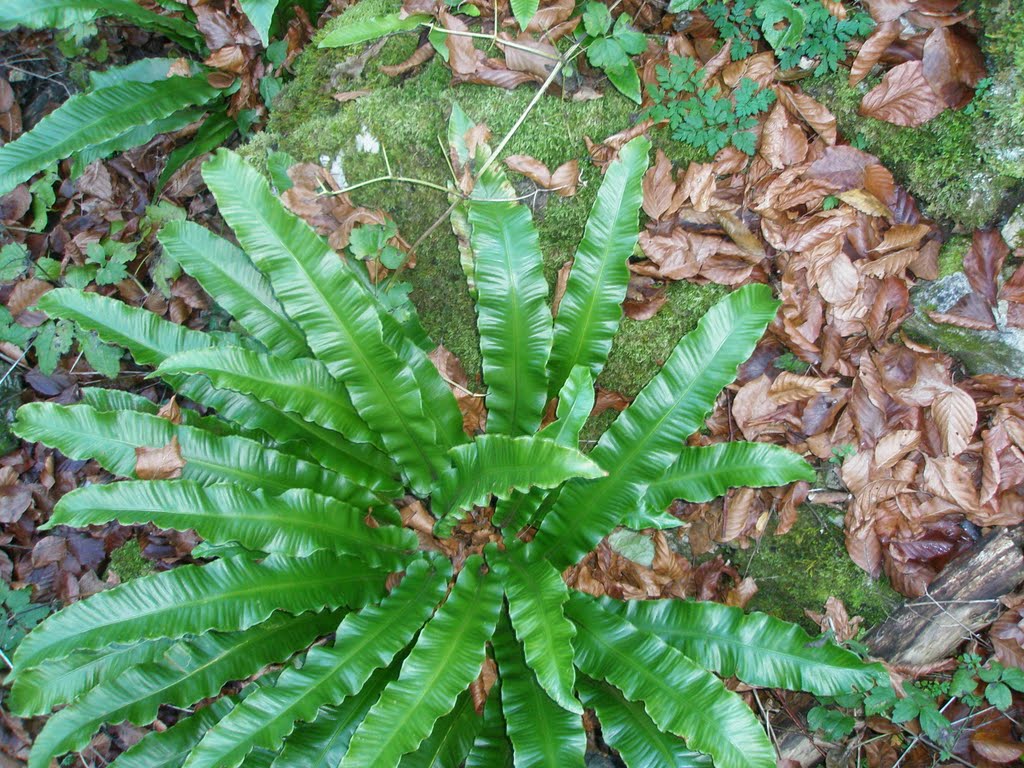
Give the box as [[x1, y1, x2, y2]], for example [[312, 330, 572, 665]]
[[256, 5, 719, 386], [731, 508, 901, 631], [801, 0, 1024, 230]]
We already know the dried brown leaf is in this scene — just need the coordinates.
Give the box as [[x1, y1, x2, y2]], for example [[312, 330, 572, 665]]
[[135, 437, 185, 481], [859, 60, 947, 127], [849, 20, 902, 86]]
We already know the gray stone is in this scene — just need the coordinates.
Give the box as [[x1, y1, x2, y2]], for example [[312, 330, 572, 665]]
[[904, 272, 1024, 378]]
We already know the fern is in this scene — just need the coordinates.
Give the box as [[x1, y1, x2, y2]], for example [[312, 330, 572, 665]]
[[11, 107, 886, 768]]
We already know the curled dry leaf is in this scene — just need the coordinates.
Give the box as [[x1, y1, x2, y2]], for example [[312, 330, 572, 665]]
[[135, 437, 185, 481], [859, 60, 947, 127], [775, 84, 837, 144], [379, 43, 434, 77], [768, 371, 837, 404], [964, 229, 1009, 305], [504, 155, 579, 196], [932, 385, 977, 456], [429, 345, 486, 435], [921, 26, 986, 109], [642, 149, 675, 220], [849, 20, 902, 86]]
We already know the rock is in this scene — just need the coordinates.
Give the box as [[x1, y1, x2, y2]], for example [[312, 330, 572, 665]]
[[905, 272, 1024, 377]]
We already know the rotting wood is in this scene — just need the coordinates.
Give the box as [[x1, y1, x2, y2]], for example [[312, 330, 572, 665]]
[[776, 527, 1024, 767]]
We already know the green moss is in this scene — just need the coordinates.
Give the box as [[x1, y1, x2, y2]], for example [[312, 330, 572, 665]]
[[802, 71, 1021, 230], [732, 507, 901, 631], [938, 235, 970, 278], [107, 540, 153, 582]]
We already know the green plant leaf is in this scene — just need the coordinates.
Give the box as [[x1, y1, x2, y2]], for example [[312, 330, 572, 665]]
[[318, 12, 430, 48], [202, 149, 456, 493], [643, 441, 815, 512], [491, 615, 585, 767], [341, 555, 503, 768], [109, 699, 236, 768], [47, 481, 415, 567], [27, 611, 335, 768], [238, 0, 279, 45], [577, 676, 711, 768], [599, 597, 886, 697], [567, 592, 775, 768], [604, 62, 642, 104], [0, 0, 203, 47], [158, 346, 383, 449], [9, 639, 176, 717], [465, 676, 514, 768], [531, 284, 780, 568], [398, 689, 481, 768], [10, 552, 384, 674], [467, 180, 553, 436], [433, 435, 605, 534], [270, 665, 397, 768], [547, 136, 649, 394], [492, 551, 580, 714], [0, 77, 216, 196], [158, 220, 309, 358], [510, 0, 538, 29], [157, 110, 237, 193], [184, 559, 448, 768], [13, 402, 381, 507]]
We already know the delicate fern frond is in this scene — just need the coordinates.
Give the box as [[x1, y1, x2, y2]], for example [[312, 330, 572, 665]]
[[531, 284, 780, 568], [0, 77, 215, 196], [341, 555, 503, 768], [183, 558, 448, 768], [492, 616, 585, 767], [492, 551, 580, 714], [48, 481, 415, 567], [11, 553, 385, 673], [27, 612, 336, 768], [567, 593, 775, 768], [547, 136, 650, 395]]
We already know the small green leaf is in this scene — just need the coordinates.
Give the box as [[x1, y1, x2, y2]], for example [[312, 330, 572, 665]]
[[318, 12, 429, 48], [0, 242, 29, 280], [806, 706, 855, 741], [582, 2, 612, 36], [986, 681, 1012, 710], [79, 331, 122, 378]]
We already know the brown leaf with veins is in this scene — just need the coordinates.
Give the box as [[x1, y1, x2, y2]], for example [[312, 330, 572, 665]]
[[504, 156, 579, 196], [922, 27, 986, 109], [859, 60, 947, 127], [964, 229, 1008, 305], [642, 150, 674, 220], [932, 386, 977, 456], [135, 437, 185, 481], [759, 102, 808, 170], [769, 372, 837, 404], [775, 84, 837, 144], [849, 20, 902, 86], [429, 345, 486, 436]]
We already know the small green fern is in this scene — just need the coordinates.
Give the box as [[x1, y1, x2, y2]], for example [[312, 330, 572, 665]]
[[7, 106, 885, 768]]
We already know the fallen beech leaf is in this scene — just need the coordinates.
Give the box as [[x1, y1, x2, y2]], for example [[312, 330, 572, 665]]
[[873, 223, 931, 253], [837, 188, 891, 219], [922, 26, 987, 109], [759, 102, 808, 170], [775, 84, 837, 144], [135, 437, 185, 480], [501, 35, 559, 80], [7, 278, 53, 318], [642, 150, 675, 220], [932, 386, 977, 456], [859, 60, 946, 127], [863, 0, 915, 22], [379, 42, 434, 76], [157, 397, 182, 424], [504, 156, 579, 196], [849, 20, 901, 86], [525, 0, 573, 33], [333, 89, 373, 102], [964, 229, 1009, 305], [715, 211, 766, 260], [769, 371, 837, 404], [929, 291, 997, 330], [440, 11, 478, 75], [972, 726, 1024, 763]]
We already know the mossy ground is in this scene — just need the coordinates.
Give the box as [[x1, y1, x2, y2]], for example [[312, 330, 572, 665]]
[[798, 0, 1024, 231], [107, 540, 153, 582], [255, 10, 905, 626], [731, 507, 902, 631]]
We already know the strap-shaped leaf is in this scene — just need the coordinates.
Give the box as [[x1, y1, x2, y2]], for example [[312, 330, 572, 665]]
[[465, 675, 514, 768], [184, 558, 449, 768], [270, 665, 397, 768], [11, 553, 384, 673], [576, 676, 711, 768], [547, 136, 650, 395], [467, 177, 552, 436], [9, 639, 174, 717], [110, 699, 236, 768], [159, 221, 310, 358], [566, 593, 775, 768], [599, 597, 885, 696], [491, 616, 585, 767], [71, 107, 209, 176], [317, 12, 429, 48], [238, 0, 279, 45], [0, 0, 202, 46], [158, 347, 382, 448], [433, 435, 605, 535], [48, 481, 415, 568], [37, 290, 390, 483], [202, 149, 453, 492], [14, 402, 381, 507], [493, 367, 594, 532], [643, 441, 814, 510], [510, 0, 539, 29], [0, 77, 215, 196], [531, 284, 780, 568], [27, 612, 334, 768], [398, 689, 481, 768], [492, 551, 580, 714], [341, 555, 503, 768]]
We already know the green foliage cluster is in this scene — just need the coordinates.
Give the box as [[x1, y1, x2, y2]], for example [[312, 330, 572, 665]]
[[4, 102, 884, 767], [647, 55, 775, 155], [809, 653, 1024, 757], [580, 2, 648, 104], [0, 582, 50, 655]]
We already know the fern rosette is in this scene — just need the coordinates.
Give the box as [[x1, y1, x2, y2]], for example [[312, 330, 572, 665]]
[[7, 107, 885, 768]]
